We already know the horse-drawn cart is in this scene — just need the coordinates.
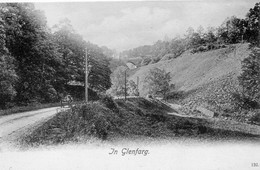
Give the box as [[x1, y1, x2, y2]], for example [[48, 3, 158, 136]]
[[60, 95, 73, 108]]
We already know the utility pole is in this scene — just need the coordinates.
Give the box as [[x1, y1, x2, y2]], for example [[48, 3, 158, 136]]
[[124, 69, 127, 101], [258, 8, 260, 47], [85, 48, 88, 103], [226, 20, 229, 43], [137, 76, 139, 96]]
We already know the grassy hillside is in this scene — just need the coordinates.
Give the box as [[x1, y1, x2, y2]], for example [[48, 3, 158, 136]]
[[130, 43, 249, 93], [20, 97, 259, 147], [129, 43, 251, 114]]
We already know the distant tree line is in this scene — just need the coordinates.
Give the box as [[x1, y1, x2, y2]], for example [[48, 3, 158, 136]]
[[120, 2, 260, 66], [0, 3, 112, 109]]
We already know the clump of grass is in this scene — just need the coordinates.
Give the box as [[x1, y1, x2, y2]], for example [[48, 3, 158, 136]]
[[21, 101, 123, 146], [100, 95, 120, 114]]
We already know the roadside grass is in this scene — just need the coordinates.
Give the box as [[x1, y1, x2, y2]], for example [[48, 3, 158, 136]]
[[0, 102, 62, 116], [0, 100, 88, 117], [20, 97, 260, 148]]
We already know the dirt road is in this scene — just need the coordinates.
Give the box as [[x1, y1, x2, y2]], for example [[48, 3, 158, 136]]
[[0, 107, 67, 150], [161, 100, 260, 136]]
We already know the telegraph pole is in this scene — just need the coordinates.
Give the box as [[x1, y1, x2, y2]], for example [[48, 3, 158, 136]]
[[137, 76, 139, 96], [124, 69, 127, 101], [258, 8, 260, 47], [85, 48, 88, 102]]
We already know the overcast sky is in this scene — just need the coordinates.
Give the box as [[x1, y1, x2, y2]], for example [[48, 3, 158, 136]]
[[35, 0, 259, 52]]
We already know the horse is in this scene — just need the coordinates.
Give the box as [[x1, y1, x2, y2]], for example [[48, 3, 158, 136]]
[[60, 95, 73, 108]]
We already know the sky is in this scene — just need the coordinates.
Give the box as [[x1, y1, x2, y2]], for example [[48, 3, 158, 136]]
[[34, 0, 259, 52]]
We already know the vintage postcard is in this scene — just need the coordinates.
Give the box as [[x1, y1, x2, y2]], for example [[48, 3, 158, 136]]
[[0, 0, 260, 169]]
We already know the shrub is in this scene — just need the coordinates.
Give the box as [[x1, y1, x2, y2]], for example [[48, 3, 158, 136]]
[[197, 45, 207, 52], [249, 112, 260, 124], [191, 45, 207, 53], [164, 91, 185, 100], [231, 92, 259, 110], [149, 57, 160, 64], [141, 58, 152, 66], [128, 80, 139, 96], [207, 43, 215, 50], [161, 53, 175, 61]]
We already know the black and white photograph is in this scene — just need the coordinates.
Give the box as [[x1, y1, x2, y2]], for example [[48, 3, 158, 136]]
[[0, 0, 260, 169]]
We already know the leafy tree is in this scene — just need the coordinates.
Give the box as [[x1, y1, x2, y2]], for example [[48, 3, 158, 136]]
[[53, 19, 111, 94], [144, 68, 171, 97], [197, 26, 205, 38], [0, 17, 18, 108], [238, 47, 260, 102], [217, 16, 245, 44], [0, 15, 17, 108], [0, 55, 18, 108], [109, 58, 126, 72], [101, 46, 116, 59], [87, 43, 112, 92], [204, 27, 217, 44], [52, 19, 85, 93], [183, 26, 206, 49], [189, 32, 204, 48], [1, 3, 62, 103], [128, 80, 139, 96], [0, 3, 112, 106], [109, 66, 128, 96], [244, 2, 260, 45]]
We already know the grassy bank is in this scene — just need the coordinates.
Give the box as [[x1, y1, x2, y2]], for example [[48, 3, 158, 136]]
[[21, 97, 260, 147]]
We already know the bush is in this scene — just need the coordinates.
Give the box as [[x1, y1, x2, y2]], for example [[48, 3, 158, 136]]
[[232, 92, 259, 110], [249, 112, 260, 124], [191, 45, 207, 53], [191, 43, 226, 54], [161, 53, 175, 61], [149, 57, 160, 64], [164, 91, 185, 100], [141, 58, 152, 66]]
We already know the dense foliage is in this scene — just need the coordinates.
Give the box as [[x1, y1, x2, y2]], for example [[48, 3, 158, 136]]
[[109, 66, 128, 96], [144, 68, 172, 98], [0, 3, 112, 109], [239, 47, 260, 103]]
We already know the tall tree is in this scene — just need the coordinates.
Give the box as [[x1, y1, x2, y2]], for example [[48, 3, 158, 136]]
[[0, 16, 18, 108], [53, 19, 111, 94], [109, 66, 128, 96], [1, 3, 62, 103], [87, 42, 112, 92], [144, 68, 171, 98], [245, 2, 260, 45]]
